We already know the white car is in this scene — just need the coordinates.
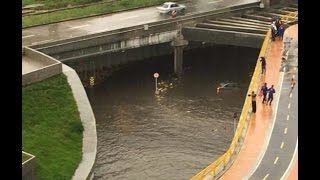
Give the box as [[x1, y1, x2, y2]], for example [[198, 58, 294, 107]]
[[156, 2, 186, 15]]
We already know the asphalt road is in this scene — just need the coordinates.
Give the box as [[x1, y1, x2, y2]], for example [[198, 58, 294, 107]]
[[22, 0, 258, 46]]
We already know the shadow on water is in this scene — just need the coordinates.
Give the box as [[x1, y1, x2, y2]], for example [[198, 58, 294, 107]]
[[86, 44, 259, 180]]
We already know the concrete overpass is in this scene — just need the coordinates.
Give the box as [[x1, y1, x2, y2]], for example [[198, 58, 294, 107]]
[[182, 4, 297, 48], [24, 2, 297, 87]]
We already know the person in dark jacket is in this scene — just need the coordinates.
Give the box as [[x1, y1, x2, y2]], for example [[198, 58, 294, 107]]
[[248, 91, 257, 113], [267, 85, 276, 105], [261, 83, 268, 104], [260, 57, 266, 75]]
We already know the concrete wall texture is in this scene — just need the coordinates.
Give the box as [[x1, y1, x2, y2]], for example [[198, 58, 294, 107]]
[[22, 47, 62, 86], [62, 64, 97, 180], [182, 27, 265, 48]]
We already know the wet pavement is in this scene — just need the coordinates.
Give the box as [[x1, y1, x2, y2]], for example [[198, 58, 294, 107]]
[[22, 0, 257, 46], [219, 24, 298, 180]]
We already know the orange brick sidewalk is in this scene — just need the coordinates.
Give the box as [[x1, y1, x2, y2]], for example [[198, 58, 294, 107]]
[[220, 24, 298, 180]]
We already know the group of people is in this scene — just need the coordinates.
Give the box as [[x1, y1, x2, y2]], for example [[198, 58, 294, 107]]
[[248, 83, 276, 113], [270, 18, 285, 41]]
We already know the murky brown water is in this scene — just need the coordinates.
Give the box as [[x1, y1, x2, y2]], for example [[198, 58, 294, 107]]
[[86, 45, 259, 180]]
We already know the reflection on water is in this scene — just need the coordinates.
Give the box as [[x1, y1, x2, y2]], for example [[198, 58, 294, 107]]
[[87, 45, 259, 180]]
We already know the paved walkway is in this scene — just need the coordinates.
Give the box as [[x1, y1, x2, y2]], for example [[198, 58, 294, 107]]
[[219, 24, 298, 180]]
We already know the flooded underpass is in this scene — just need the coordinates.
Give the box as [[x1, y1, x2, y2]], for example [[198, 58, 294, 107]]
[[86, 44, 260, 180]]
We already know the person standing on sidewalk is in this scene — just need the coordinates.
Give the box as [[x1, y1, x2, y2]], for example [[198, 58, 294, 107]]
[[267, 85, 276, 106], [248, 91, 257, 113], [260, 57, 266, 75], [261, 83, 268, 104]]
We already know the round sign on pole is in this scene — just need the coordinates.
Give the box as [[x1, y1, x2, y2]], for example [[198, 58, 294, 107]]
[[153, 73, 159, 78]]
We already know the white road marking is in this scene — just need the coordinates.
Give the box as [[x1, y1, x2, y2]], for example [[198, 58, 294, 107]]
[[287, 115, 290, 121], [245, 65, 285, 179], [274, 157, 279, 164], [281, 139, 298, 179], [280, 142, 284, 149], [263, 174, 269, 180], [22, 34, 35, 39], [68, 24, 89, 30], [119, 15, 139, 21], [31, 39, 54, 45], [208, 0, 223, 4], [284, 128, 288, 134], [288, 103, 291, 109], [290, 93, 292, 98]]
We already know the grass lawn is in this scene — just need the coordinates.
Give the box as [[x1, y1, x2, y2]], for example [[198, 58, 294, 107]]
[[22, 74, 83, 180], [23, 0, 102, 9], [22, 0, 179, 28]]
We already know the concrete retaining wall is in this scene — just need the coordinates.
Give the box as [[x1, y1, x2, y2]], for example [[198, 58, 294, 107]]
[[62, 64, 97, 180], [182, 27, 265, 48], [53, 31, 178, 62], [22, 47, 62, 86]]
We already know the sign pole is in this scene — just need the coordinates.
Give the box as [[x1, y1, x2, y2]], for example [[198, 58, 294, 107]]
[[153, 73, 160, 94]]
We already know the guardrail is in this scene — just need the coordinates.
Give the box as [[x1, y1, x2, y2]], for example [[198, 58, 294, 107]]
[[281, 11, 298, 23], [190, 29, 272, 180], [190, 9, 299, 179]]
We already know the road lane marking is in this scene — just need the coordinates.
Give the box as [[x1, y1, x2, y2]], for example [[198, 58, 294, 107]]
[[22, 34, 35, 39], [68, 24, 89, 29], [284, 128, 288, 134], [281, 139, 298, 179], [280, 142, 284, 149], [31, 39, 54, 45], [208, 0, 223, 4], [287, 115, 290, 121], [288, 103, 291, 109], [119, 15, 139, 20], [244, 64, 286, 179], [290, 93, 292, 98], [274, 157, 279, 164], [263, 174, 269, 180]]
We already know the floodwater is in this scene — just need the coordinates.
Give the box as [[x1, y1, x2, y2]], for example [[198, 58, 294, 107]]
[[86, 45, 259, 180]]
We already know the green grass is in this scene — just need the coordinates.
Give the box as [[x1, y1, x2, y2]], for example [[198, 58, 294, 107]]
[[23, 0, 178, 28], [22, 74, 83, 180], [23, 0, 102, 9]]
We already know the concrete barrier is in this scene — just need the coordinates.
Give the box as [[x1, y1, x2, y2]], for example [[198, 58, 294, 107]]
[[62, 64, 97, 180], [22, 47, 62, 86]]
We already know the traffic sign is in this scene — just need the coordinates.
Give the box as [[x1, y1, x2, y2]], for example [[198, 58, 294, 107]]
[[153, 73, 159, 78]]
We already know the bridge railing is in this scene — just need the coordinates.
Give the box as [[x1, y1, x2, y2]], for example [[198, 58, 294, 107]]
[[190, 29, 272, 180], [281, 11, 298, 23]]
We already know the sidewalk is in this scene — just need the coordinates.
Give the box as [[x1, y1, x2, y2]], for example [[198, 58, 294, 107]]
[[219, 24, 298, 180]]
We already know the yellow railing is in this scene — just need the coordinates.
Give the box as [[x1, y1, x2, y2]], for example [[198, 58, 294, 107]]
[[190, 30, 272, 180], [190, 9, 298, 180], [281, 11, 298, 23]]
